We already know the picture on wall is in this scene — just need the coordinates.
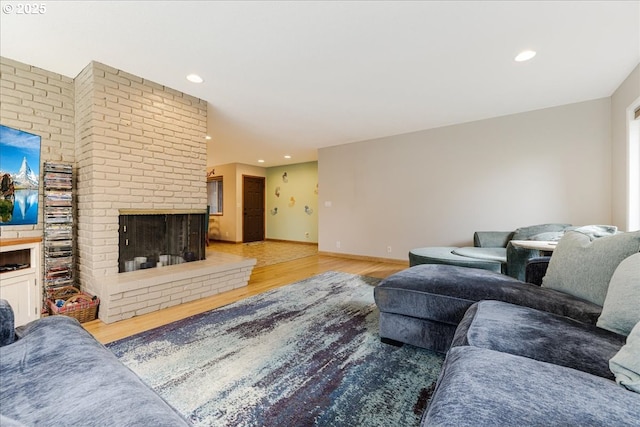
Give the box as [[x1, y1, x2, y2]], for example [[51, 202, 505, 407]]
[[0, 124, 41, 225]]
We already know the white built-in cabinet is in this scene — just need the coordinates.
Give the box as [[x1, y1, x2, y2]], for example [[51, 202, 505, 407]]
[[0, 239, 42, 326]]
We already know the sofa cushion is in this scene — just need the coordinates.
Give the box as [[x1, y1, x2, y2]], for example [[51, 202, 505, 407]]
[[610, 321, 640, 393], [452, 301, 625, 380], [597, 253, 640, 336], [374, 264, 603, 327], [542, 230, 640, 306], [422, 346, 640, 427], [0, 315, 190, 426], [473, 231, 513, 248], [0, 300, 15, 347]]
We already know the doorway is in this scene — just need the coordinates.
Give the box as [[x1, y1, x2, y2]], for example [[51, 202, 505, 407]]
[[243, 175, 265, 243]]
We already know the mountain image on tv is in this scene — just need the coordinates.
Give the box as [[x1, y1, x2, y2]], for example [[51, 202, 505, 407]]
[[0, 124, 41, 225]]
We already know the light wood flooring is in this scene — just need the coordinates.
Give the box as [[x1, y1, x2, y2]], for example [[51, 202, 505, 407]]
[[206, 240, 318, 268], [84, 244, 407, 345]]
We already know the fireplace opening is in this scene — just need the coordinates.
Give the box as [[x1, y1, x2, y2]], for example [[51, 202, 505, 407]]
[[118, 211, 206, 273]]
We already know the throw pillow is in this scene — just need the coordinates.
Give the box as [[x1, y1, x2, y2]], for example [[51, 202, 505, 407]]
[[597, 253, 640, 336], [541, 231, 640, 306], [610, 321, 640, 393], [571, 224, 618, 239], [511, 223, 571, 241]]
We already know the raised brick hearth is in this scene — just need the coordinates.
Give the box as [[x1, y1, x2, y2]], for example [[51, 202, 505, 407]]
[[88, 252, 255, 323]]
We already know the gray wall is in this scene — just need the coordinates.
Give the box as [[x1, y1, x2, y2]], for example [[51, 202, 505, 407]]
[[318, 98, 613, 260]]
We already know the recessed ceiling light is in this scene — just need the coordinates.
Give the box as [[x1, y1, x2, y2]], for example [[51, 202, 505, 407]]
[[204, 135, 212, 140], [186, 74, 204, 83], [284, 155, 291, 159], [515, 50, 536, 62], [258, 159, 265, 163]]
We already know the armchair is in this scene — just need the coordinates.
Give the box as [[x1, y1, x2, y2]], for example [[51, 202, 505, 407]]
[[409, 223, 572, 282]]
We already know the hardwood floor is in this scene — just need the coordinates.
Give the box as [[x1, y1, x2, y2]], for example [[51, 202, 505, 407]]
[[207, 239, 318, 268], [83, 253, 407, 345]]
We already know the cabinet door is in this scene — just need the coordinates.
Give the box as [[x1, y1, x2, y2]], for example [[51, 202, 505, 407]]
[[0, 274, 39, 327]]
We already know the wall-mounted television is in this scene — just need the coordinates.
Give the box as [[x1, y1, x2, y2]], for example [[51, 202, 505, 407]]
[[0, 124, 41, 226]]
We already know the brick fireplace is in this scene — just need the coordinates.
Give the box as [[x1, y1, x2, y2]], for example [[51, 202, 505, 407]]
[[118, 211, 207, 272], [74, 62, 254, 323]]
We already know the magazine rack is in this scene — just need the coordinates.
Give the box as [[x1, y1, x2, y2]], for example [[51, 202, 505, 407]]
[[43, 163, 74, 304]]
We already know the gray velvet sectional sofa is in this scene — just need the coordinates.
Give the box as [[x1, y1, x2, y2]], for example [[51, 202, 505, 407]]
[[0, 300, 191, 427], [423, 300, 639, 426], [376, 229, 640, 426]]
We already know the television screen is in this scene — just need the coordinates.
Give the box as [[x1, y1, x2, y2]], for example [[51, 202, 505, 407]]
[[0, 124, 41, 226]]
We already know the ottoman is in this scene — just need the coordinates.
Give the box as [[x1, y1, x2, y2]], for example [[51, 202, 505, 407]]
[[408, 247, 503, 273], [373, 264, 602, 353]]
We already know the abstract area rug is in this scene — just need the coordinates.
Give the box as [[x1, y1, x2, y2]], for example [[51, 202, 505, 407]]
[[107, 271, 444, 427]]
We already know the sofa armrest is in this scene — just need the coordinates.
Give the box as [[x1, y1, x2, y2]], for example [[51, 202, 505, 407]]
[[473, 231, 514, 248], [526, 256, 551, 285], [0, 299, 16, 347]]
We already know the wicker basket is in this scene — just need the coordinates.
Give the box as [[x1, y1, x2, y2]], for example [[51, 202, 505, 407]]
[[47, 286, 99, 323]]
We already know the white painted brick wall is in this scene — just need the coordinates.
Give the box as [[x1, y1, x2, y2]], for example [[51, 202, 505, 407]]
[[75, 61, 208, 283], [0, 57, 75, 240]]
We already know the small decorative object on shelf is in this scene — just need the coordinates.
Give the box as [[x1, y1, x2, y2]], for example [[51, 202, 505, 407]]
[[43, 162, 75, 309]]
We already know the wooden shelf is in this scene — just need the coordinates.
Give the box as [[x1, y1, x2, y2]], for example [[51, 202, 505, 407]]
[[0, 237, 43, 247]]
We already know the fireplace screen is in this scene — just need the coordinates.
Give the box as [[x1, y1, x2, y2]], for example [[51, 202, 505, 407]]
[[118, 212, 206, 273]]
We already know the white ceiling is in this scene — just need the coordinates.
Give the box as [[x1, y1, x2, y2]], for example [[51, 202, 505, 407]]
[[1, 1, 639, 168]]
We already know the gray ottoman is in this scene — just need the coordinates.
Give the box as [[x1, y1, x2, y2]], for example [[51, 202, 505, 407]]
[[408, 247, 503, 273]]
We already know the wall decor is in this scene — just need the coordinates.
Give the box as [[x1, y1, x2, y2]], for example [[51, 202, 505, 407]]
[[264, 161, 318, 243], [0, 124, 41, 225]]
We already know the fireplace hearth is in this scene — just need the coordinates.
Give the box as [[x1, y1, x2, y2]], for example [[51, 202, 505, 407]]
[[118, 211, 206, 273]]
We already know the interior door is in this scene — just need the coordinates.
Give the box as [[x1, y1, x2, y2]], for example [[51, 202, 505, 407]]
[[242, 176, 265, 243]]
